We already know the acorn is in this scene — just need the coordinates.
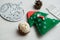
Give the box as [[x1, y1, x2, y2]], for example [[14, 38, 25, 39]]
[[34, 0, 42, 9]]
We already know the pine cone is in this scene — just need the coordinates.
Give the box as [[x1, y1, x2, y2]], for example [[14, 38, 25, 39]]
[[34, 0, 42, 9]]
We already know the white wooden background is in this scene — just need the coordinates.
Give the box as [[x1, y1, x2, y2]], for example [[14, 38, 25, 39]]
[[0, 0, 60, 40]]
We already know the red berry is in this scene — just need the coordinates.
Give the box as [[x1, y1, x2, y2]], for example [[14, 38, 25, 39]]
[[38, 16, 44, 20]]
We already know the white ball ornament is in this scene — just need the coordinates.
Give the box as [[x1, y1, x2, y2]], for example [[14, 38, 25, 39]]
[[18, 22, 30, 35]]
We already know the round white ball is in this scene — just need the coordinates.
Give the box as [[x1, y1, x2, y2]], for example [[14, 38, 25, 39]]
[[18, 22, 30, 34]]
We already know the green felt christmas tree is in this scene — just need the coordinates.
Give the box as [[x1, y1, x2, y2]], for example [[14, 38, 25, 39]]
[[27, 11, 60, 35]]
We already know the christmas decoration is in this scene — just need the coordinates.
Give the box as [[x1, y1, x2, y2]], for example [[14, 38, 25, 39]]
[[27, 11, 60, 35], [34, 0, 42, 9]]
